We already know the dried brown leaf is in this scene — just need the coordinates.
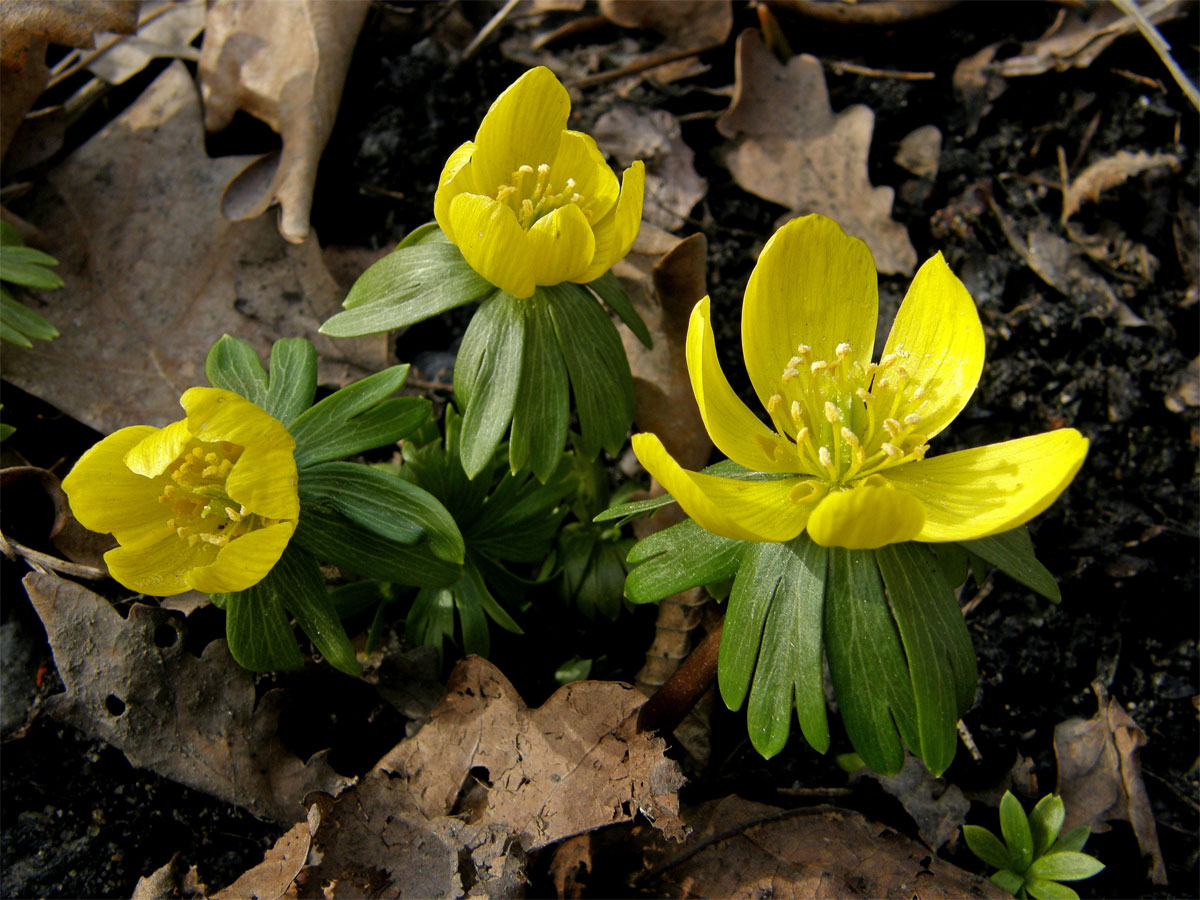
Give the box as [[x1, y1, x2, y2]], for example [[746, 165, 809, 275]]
[[86, 0, 205, 87], [642, 795, 1008, 899], [198, 0, 369, 243], [1164, 356, 1200, 413], [766, 0, 959, 26], [1062, 150, 1180, 222], [1054, 681, 1166, 884], [213, 818, 312, 900], [593, 106, 706, 231], [717, 29, 916, 275], [894, 124, 943, 181], [856, 754, 970, 851], [0, 62, 386, 436], [0, 465, 115, 569], [549, 834, 592, 900], [24, 571, 352, 823], [0, 0, 140, 70], [598, 0, 732, 83], [131, 854, 208, 900], [372, 655, 687, 850]]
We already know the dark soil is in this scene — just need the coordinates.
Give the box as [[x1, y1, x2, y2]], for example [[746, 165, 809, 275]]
[[2, 2, 1197, 898]]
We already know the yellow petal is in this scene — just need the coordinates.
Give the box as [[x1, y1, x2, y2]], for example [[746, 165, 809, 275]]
[[123, 419, 191, 477], [742, 214, 878, 409], [226, 442, 300, 520], [186, 520, 296, 594], [807, 475, 926, 549], [181, 387, 296, 452], [526, 202, 595, 286], [880, 252, 985, 441], [63, 425, 174, 547], [686, 296, 800, 474], [632, 432, 820, 542], [433, 141, 476, 241], [449, 193, 537, 298], [551, 130, 619, 222], [470, 67, 571, 197], [885, 429, 1089, 541], [105, 531, 217, 597], [577, 161, 644, 283]]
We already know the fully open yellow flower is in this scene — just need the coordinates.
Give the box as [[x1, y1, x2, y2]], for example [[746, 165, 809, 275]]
[[633, 215, 1088, 550], [433, 66, 645, 299], [63, 388, 299, 596]]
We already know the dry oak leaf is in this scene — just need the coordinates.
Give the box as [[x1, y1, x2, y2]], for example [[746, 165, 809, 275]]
[[717, 29, 916, 275], [131, 854, 208, 900], [199, 0, 369, 243], [212, 810, 316, 900], [1054, 681, 1167, 885], [642, 795, 1008, 899], [372, 655, 688, 851], [598, 0, 732, 83], [0, 61, 385, 436], [24, 572, 352, 824], [86, 0, 205, 87], [594, 106, 707, 232], [1061, 150, 1181, 222]]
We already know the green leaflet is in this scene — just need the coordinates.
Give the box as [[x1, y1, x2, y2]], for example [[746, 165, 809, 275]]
[[509, 290, 569, 482], [454, 292, 525, 479], [289, 365, 430, 468], [545, 282, 635, 459], [320, 240, 494, 337], [586, 270, 651, 348], [293, 505, 461, 588], [265, 338, 318, 425], [823, 548, 917, 776], [1, 287, 59, 347], [624, 518, 744, 605], [299, 462, 465, 564], [959, 525, 1060, 603], [205, 335, 269, 407]]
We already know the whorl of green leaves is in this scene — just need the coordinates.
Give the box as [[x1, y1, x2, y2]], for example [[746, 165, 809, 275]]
[[0, 220, 61, 348]]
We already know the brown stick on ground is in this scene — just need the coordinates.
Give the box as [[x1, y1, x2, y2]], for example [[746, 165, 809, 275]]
[[637, 619, 723, 737]]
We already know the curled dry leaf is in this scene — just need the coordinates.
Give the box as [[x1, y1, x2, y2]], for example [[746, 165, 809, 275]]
[[86, 0, 205, 87], [212, 815, 314, 900], [373, 656, 687, 849], [130, 854, 208, 900], [199, 0, 369, 243], [0, 62, 386, 435], [0, 0, 140, 159], [1054, 681, 1166, 885], [641, 795, 1008, 899], [1062, 150, 1181, 222], [717, 29, 917, 275], [24, 571, 353, 824], [597, 0, 732, 83], [766, 0, 960, 26], [855, 753, 970, 851], [0, 465, 114, 570], [593, 106, 706, 231]]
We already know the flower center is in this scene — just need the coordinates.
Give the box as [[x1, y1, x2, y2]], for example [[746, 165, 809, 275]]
[[493, 163, 592, 230], [757, 342, 931, 487], [157, 442, 275, 547]]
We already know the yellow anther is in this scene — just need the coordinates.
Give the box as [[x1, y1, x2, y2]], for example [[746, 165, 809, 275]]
[[790, 400, 803, 424], [782, 367, 800, 383], [912, 385, 927, 400], [824, 401, 842, 423], [202, 465, 220, 478], [787, 356, 803, 369], [226, 506, 243, 522], [903, 413, 922, 426], [836, 342, 852, 358], [883, 418, 902, 437], [768, 393, 784, 415], [911, 445, 928, 460], [853, 445, 867, 467], [865, 362, 878, 378], [818, 446, 836, 475], [880, 353, 901, 369], [192, 447, 205, 460], [796, 343, 811, 356], [796, 426, 809, 446], [877, 378, 889, 390], [811, 360, 829, 375], [856, 387, 872, 402], [839, 427, 860, 449], [881, 442, 903, 459]]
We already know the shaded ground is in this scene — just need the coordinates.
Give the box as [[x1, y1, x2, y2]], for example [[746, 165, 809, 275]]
[[2, 2, 1197, 898]]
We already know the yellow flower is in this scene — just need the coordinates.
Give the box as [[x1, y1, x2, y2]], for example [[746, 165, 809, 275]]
[[63, 388, 299, 596], [433, 66, 645, 299], [633, 215, 1089, 550]]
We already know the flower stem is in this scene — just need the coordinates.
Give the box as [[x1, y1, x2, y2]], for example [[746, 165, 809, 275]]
[[636, 619, 723, 736]]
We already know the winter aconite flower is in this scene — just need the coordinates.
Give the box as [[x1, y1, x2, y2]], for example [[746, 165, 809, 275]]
[[433, 66, 645, 299], [63, 388, 299, 596], [633, 214, 1088, 550]]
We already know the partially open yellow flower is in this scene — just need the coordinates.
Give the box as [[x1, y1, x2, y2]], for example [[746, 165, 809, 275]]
[[63, 388, 299, 596], [633, 214, 1088, 550], [433, 66, 645, 299]]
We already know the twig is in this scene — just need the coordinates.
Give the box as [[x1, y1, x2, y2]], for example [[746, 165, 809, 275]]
[[960, 576, 993, 618], [46, 2, 177, 91], [825, 60, 935, 81], [957, 719, 984, 763], [1111, 68, 1167, 93], [1069, 110, 1103, 173], [462, 0, 521, 61], [568, 46, 706, 89], [636, 619, 722, 737], [0, 531, 107, 580], [1108, 0, 1200, 112]]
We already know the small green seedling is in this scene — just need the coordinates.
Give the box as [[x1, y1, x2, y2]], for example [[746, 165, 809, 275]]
[[963, 791, 1104, 899]]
